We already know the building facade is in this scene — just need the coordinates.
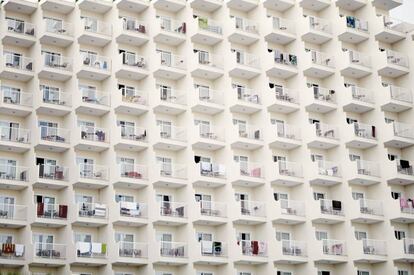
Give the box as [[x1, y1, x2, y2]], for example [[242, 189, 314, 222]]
[[0, 0, 413, 274]]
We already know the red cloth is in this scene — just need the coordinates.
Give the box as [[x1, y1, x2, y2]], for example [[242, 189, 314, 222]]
[[59, 205, 68, 218], [252, 241, 259, 255], [37, 203, 44, 217]]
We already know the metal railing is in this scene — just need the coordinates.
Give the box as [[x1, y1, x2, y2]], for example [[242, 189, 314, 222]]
[[238, 161, 263, 178], [119, 125, 147, 142], [200, 240, 226, 257], [237, 125, 262, 140], [158, 125, 186, 142], [271, 16, 295, 34], [3, 53, 33, 71], [403, 238, 414, 254], [282, 240, 307, 256], [235, 52, 260, 68], [197, 17, 222, 34], [350, 86, 374, 104], [275, 87, 299, 104], [196, 124, 224, 141], [78, 163, 109, 181], [312, 87, 336, 103], [196, 51, 223, 69], [42, 89, 71, 106], [34, 242, 66, 259], [309, 16, 332, 34], [0, 203, 26, 220], [386, 49, 409, 68], [317, 160, 341, 177], [279, 199, 305, 217], [0, 126, 30, 143], [396, 160, 414, 176], [38, 164, 68, 181], [120, 87, 147, 105], [319, 199, 344, 216], [81, 88, 110, 106], [383, 16, 414, 34], [76, 242, 107, 258], [389, 85, 412, 103], [240, 240, 267, 256], [0, 165, 29, 181], [277, 161, 303, 178], [118, 163, 148, 180], [80, 52, 111, 71], [117, 241, 148, 258], [157, 163, 187, 179], [158, 241, 187, 257], [198, 162, 226, 178], [44, 18, 73, 36], [314, 122, 339, 140], [121, 17, 147, 34], [235, 87, 261, 104], [81, 17, 112, 36], [36, 203, 67, 219], [239, 200, 266, 217], [309, 50, 335, 68], [0, 243, 24, 259], [352, 122, 376, 140], [6, 18, 35, 36], [196, 87, 224, 105], [78, 202, 108, 219], [198, 200, 226, 218], [347, 50, 371, 68], [158, 52, 186, 70], [159, 201, 187, 218], [362, 239, 386, 256], [323, 239, 347, 256], [358, 199, 383, 216], [1, 89, 32, 107], [276, 123, 301, 141], [119, 202, 147, 218], [120, 52, 147, 69], [159, 88, 186, 105], [356, 160, 380, 177], [158, 17, 186, 34], [79, 125, 108, 143], [393, 122, 414, 139], [234, 17, 259, 34], [40, 126, 70, 143]]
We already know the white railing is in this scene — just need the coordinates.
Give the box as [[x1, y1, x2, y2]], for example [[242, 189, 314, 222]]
[[159, 88, 186, 105], [198, 200, 226, 218], [362, 239, 386, 256], [120, 88, 147, 105], [235, 87, 261, 104], [119, 125, 147, 141], [6, 18, 35, 36], [42, 89, 71, 107], [275, 87, 299, 104], [196, 124, 225, 141], [317, 160, 341, 177], [282, 240, 307, 257], [158, 17, 186, 35], [393, 122, 414, 139], [389, 85, 412, 103], [0, 203, 26, 220], [352, 122, 376, 140], [197, 17, 222, 34], [276, 123, 301, 141], [118, 163, 148, 180], [309, 16, 332, 34], [319, 199, 344, 216], [237, 125, 262, 140], [119, 202, 147, 218], [0, 243, 24, 259], [158, 125, 186, 142], [120, 52, 147, 69], [234, 17, 259, 34], [3, 53, 33, 71], [386, 49, 409, 68], [158, 241, 187, 257], [76, 242, 107, 258], [198, 162, 226, 178], [81, 17, 112, 36], [196, 51, 223, 69], [323, 239, 347, 256], [356, 160, 380, 177], [309, 50, 335, 68], [195, 87, 224, 105], [347, 50, 371, 68], [235, 52, 260, 68], [238, 161, 263, 178], [240, 240, 267, 257], [277, 161, 303, 178], [0, 126, 30, 143], [34, 242, 66, 259], [121, 17, 147, 35], [239, 200, 266, 217], [117, 241, 148, 258], [271, 16, 295, 34], [36, 203, 67, 219], [272, 50, 298, 66], [314, 122, 339, 140], [157, 163, 187, 179], [44, 18, 73, 36], [403, 238, 414, 254], [158, 52, 186, 70], [78, 202, 107, 219], [40, 126, 70, 143], [350, 86, 374, 104], [81, 88, 110, 106], [345, 16, 369, 32], [38, 164, 68, 181], [358, 199, 383, 216], [79, 125, 109, 143], [1, 89, 32, 107], [383, 16, 414, 34], [279, 199, 305, 217], [78, 163, 109, 181], [159, 201, 187, 218], [200, 241, 226, 257], [312, 87, 336, 103], [80, 52, 111, 71], [0, 165, 29, 181]]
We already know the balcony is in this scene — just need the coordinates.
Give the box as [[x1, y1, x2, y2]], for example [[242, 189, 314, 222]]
[[153, 163, 187, 188], [74, 242, 107, 266], [305, 122, 340, 149], [275, 240, 307, 264], [189, 17, 223, 45], [153, 17, 186, 46], [0, 126, 31, 153], [74, 163, 109, 189], [114, 0, 149, 12], [153, 0, 186, 11], [231, 161, 264, 186], [347, 160, 381, 185], [226, 0, 258, 11], [350, 198, 384, 224], [190, 87, 225, 115], [190, 52, 224, 80], [193, 240, 227, 265], [77, 53, 111, 81], [77, 0, 112, 13], [235, 240, 268, 264], [34, 126, 71, 152], [115, 18, 149, 46], [39, 53, 72, 81], [264, 16, 296, 45], [190, 0, 223, 12], [154, 201, 187, 226], [34, 164, 69, 189], [114, 241, 148, 265], [0, 53, 34, 82], [0, 89, 32, 117], [230, 87, 262, 114], [0, 242, 25, 266], [39, 18, 74, 47], [78, 18, 112, 47], [271, 161, 304, 186], [300, 0, 331, 11], [378, 49, 409, 78], [340, 50, 372, 79], [2, 19, 36, 47], [74, 202, 108, 227], [113, 163, 148, 189], [263, 0, 295, 11], [39, 0, 75, 13], [266, 51, 298, 79], [353, 239, 387, 263], [313, 239, 347, 264], [153, 88, 186, 115], [32, 242, 66, 266], [153, 241, 187, 265], [311, 199, 345, 224], [389, 195, 414, 223], [344, 122, 377, 149], [272, 199, 306, 225], [2, 0, 38, 14], [113, 201, 148, 227], [335, 0, 367, 11], [0, 203, 27, 227], [0, 164, 29, 189], [302, 16, 332, 44], [383, 122, 414, 149], [228, 17, 259, 46], [115, 52, 149, 81], [153, 125, 187, 151], [192, 124, 225, 151], [338, 16, 369, 44], [392, 238, 414, 262], [343, 86, 375, 113], [305, 86, 337, 113], [33, 203, 67, 227], [231, 125, 263, 150], [73, 126, 110, 152], [114, 125, 148, 152], [36, 88, 71, 116], [228, 51, 261, 79], [153, 52, 186, 80], [267, 87, 300, 114], [309, 160, 342, 186], [372, 0, 402, 10], [75, 88, 110, 116], [380, 85, 412, 113], [113, 88, 149, 116], [193, 200, 227, 225], [303, 50, 335, 79], [385, 159, 414, 185], [376, 16, 414, 43], [192, 162, 226, 187], [234, 200, 266, 225]]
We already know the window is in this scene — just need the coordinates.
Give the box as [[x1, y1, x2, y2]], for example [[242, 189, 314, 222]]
[[315, 231, 328, 240], [197, 273, 213, 275], [196, 232, 213, 242], [277, 272, 292, 275], [238, 273, 252, 275], [274, 192, 288, 201], [355, 231, 367, 240], [74, 233, 92, 243], [115, 232, 134, 243], [398, 271, 409, 275], [395, 230, 406, 240], [349, 154, 361, 161], [1, 85, 21, 104], [311, 154, 324, 162], [318, 272, 330, 275], [357, 271, 370, 275], [0, 234, 13, 244], [352, 192, 364, 200], [115, 194, 134, 203], [156, 156, 172, 175], [313, 192, 326, 200], [276, 231, 291, 241]]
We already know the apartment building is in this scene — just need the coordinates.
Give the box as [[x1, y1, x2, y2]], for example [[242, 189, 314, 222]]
[[0, 0, 413, 274]]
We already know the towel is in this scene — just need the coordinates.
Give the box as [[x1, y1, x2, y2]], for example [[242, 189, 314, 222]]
[[252, 241, 259, 255], [258, 241, 267, 254], [15, 244, 24, 257], [401, 197, 409, 208], [201, 241, 213, 254], [201, 162, 212, 172], [102, 243, 107, 254], [91, 242, 102, 254], [77, 242, 90, 254]]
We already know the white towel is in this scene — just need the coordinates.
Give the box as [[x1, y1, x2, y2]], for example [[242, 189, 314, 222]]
[[258, 241, 267, 254], [91, 242, 102, 254], [218, 164, 226, 176], [15, 244, 24, 257], [125, 201, 136, 210], [212, 163, 219, 174], [77, 242, 91, 254], [201, 241, 213, 254], [201, 162, 212, 172]]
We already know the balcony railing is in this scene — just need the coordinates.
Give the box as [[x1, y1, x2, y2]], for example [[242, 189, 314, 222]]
[[319, 199, 344, 216], [198, 200, 226, 218], [362, 239, 386, 256], [198, 162, 226, 178], [80, 126, 108, 143], [356, 160, 380, 177], [200, 240, 226, 257], [0, 203, 26, 220], [158, 52, 186, 70], [271, 16, 295, 34], [236, 87, 261, 104], [81, 17, 112, 36], [119, 125, 147, 142], [396, 160, 414, 176], [0, 243, 24, 259], [158, 163, 187, 179], [312, 87, 336, 104], [196, 51, 223, 69], [234, 17, 259, 34], [389, 85, 412, 103], [240, 200, 266, 217], [76, 242, 107, 258], [323, 239, 346, 256], [78, 202, 107, 219], [80, 53, 111, 71], [0, 126, 30, 144], [317, 160, 341, 177], [119, 163, 148, 180], [40, 126, 70, 143], [237, 126, 262, 140], [158, 125, 186, 142], [347, 50, 371, 67], [272, 50, 298, 67], [275, 87, 299, 104], [36, 203, 68, 219], [345, 15, 368, 32], [38, 164, 68, 181], [34, 242, 66, 259], [120, 52, 147, 69], [0, 165, 29, 181], [403, 238, 414, 254], [159, 241, 187, 258], [236, 52, 260, 68], [279, 199, 305, 217], [42, 89, 71, 107], [195, 87, 223, 105], [240, 240, 267, 257], [197, 17, 222, 34], [196, 124, 224, 141], [120, 88, 147, 105], [159, 201, 186, 218], [358, 199, 383, 216], [81, 88, 110, 106], [121, 17, 147, 34], [314, 122, 339, 140], [3, 53, 33, 71], [352, 122, 376, 140], [309, 50, 335, 68], [383, 16, 414, 34], [159, 88, 186, 105], [78, 163, 109, 181], [276, 123, 301, 141], [393, 122, 414, 139], [238, 161, 263, 178], [119, 202, 147, 218], [386, 49, 409, 68], [117, 241, 148, 258], [309, 16, 332, 34], [277, 161, 303, 178], [350, 86, 374, 104], [44, 18, 73, 36], [6, 18, 35, 36], [158, 17, 186, 35], [282, 240, 307, 257], [1, 89, 32, 107]]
